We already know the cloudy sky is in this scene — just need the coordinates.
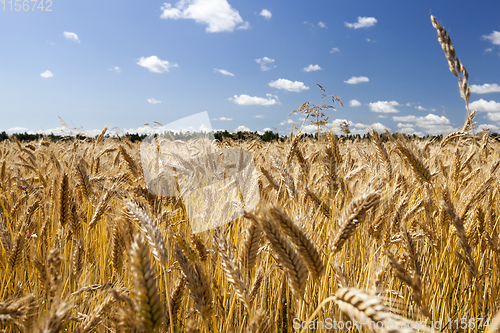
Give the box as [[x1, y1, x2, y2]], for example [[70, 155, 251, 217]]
[[1, 0, 500, 137]]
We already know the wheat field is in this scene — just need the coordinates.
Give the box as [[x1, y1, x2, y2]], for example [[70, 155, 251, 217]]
[[1, 15, 500, 333]]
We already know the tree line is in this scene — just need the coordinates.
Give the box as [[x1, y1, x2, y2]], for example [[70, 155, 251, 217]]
[[1, 130, 498, 144]]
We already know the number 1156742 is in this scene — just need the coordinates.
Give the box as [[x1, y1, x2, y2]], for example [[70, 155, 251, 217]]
[[2, 0, 52, 11]]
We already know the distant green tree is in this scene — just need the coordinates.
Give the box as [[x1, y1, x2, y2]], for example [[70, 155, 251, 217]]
[[262, 131, 279, 142], [0, 132, 9, 142]]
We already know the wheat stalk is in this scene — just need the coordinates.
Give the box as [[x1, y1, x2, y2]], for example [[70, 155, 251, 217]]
[[214, 232, 250, 308], [331, 191, 380, 253], [255, 208, 308, 300], [126, 201, 168, 268], [174, 243, 213, 321], [431, 15, 470, 107], [267, 206, 324, 280], [395, 141, 432, 184], [87, 187, 113, 231], [239, 218, 262, 271], [130, 234, 164, 332], [333, 287, 430, 333], [440, 200, 478, 279]]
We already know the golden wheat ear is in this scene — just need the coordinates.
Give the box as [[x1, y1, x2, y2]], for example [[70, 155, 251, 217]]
[[35, 301, 73, 333], [370, 129, 392, 180], [76, 294, 116, 333], [72, 238, 84, 282], [0, 294, 36, 328], [246, 308, 273, 333], [165, 275, 186, 326], [395, 142, 432, 185], [130, 234, 164, 332], [254, 209, 308, 300], [267, 206, 325, 281], [440, 200, 478, 279], [239, 217, 262, 272], [431, 15, 470, 107], [174, 243, 213, 322], [334, 287, 434, 333], [330, 191, 380, 253], [126, 201, 168, 268], [214, 231, 250, 308]]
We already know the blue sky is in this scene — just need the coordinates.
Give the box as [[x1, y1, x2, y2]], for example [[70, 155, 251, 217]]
[[1, 0, 500, 137]]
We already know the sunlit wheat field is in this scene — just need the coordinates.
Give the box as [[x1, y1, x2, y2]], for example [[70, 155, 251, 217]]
[[1, 11, 500, 333], [1, 117, 500, 332]]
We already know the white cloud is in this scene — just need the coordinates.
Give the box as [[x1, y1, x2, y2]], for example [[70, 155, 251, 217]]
[[486, 113, 500, 122], [349, 99, 361, 107], [124, 121, 213, 135], [255, 57, 275, 71], [396, 124, 424, 136], [263, 127, 272, 131], [148, 98, 162, 104], [8, 127, 29, 133], [123, 126, 158, 135], [214, 117, 232, 121], [260, 9, 271, 19], [318, 21, 327, 28], [236, 125, 250, 132], [37, 126, 71, 135], [84, 129, 111, 137], [485, 48, 493, 53], [330, 47, 339, 53], [237, 21, 250, 30], [405, 102, 412, 106], [137, 56, 177, 73], [300, 124, 319, 133], [482, 31, 500, 45], [393, 113, 452, 135], [303, 64, 322, 72], [300, 119, 345, 134], [393, 115, 418, 122], [344, 17, 377, 29], [469, 99, 500, 112], [214, 68, 235, 76], [40, 70, 53, 78], [300, 119, 389, 136], [378, 115, 387, 118], [369, 101, 400, 113], [255, 115, 265, 118], [229, 93, 279, 106], [269, 78, 309, 92], [160, 0, 249, 33], [109, 66, 121, 73], [63, 31, 80, 43], [279, 119, 296, 126], [368, 122, 389, 133], [416, 106, 426, 111], [470, 83, 500, 94], [34, 126, 106, 137], [478, 124, 500, 132], [344, 76, 369, 84]]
